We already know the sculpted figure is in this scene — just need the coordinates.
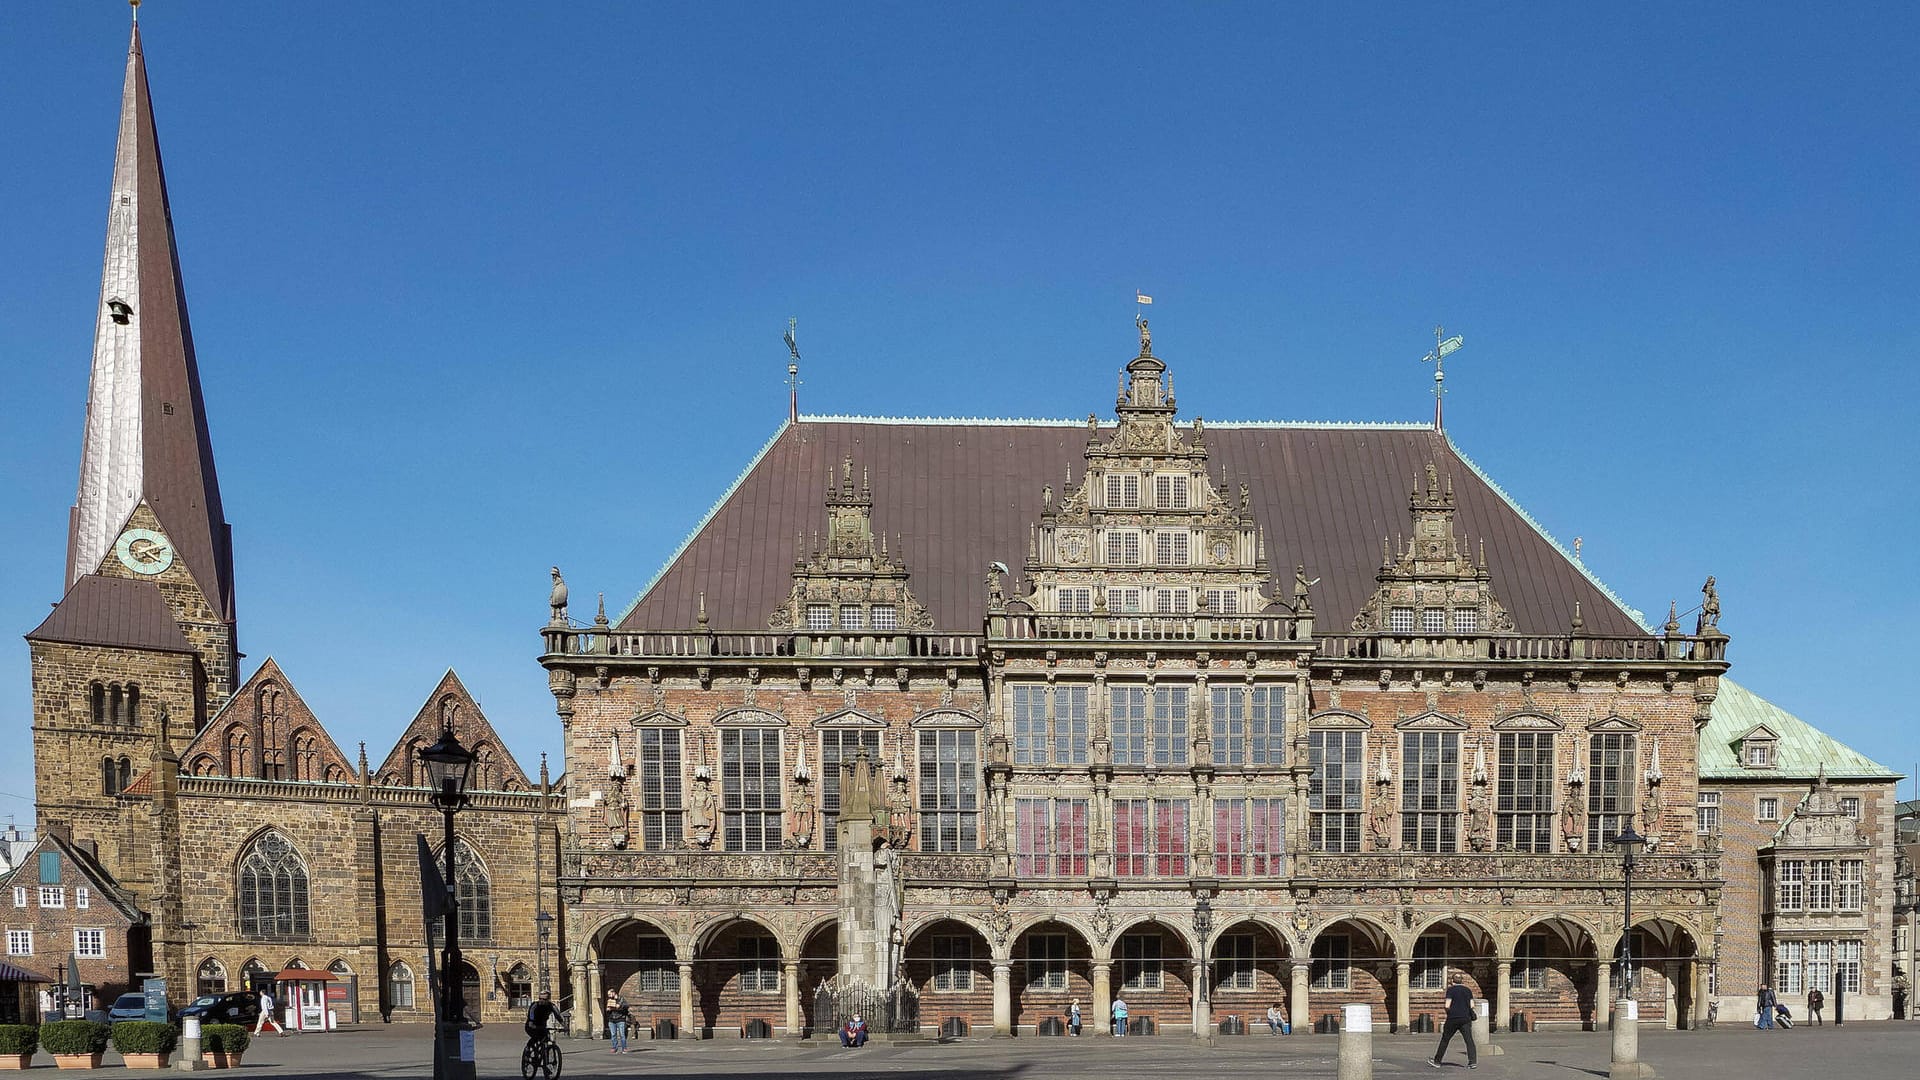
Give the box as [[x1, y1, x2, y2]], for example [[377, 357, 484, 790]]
[[786, 781, 817, 848], [1561, 791, 1586, 852], [1699, 576, 1721, 631], [686, 779, 717, 848]]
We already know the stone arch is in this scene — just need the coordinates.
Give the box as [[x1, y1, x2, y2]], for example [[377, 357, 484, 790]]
[[287, 728, 321, 781], [692, 912, 786, 957], [1305, 916, 1397, 1020], [224, 724, 253, 777], [235, 828, 309, 939], [1010, 918, 1096, 1035], [903, 916, 991, 1034], [1510, 915, 1602, 1030], [1207, 916, 1293, 1023], [689, 913, 786, 1038], [196, 956, 228, 995], [597, 917, 680, 1008], [796, 919, 840, 1031], [386, 959, 419, 1012], [1402, 915, 1499, 1023], [1403, 911, 1500, 957], [1106, 913, 1201, 962], [1619, 915, 1703, 1028], [1007, 911, 1102, 955], [189, 753, 219, 776], [902, 910, 996, 945]]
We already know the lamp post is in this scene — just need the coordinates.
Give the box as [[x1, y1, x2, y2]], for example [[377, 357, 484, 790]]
[[420, 722, 477, 1080], [536, 912, 555, 999], [1609, 824, 1647, 999]]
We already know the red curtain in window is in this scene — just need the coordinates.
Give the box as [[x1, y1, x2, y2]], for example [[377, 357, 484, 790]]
[[1154, 800, 1188, 877]]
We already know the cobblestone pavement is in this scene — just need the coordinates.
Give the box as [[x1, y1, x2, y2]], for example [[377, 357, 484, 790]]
[[46, 1021, 1919, 1078]]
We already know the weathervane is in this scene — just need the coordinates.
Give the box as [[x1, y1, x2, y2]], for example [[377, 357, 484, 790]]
[[784, 318, 802, 422], [1421, 324, 1464, 430]]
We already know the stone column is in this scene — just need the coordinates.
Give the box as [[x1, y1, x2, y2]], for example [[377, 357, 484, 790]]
[[1595, 963, 1611, 1030], [569, 962, 590, 1036], [1495, 959, 1512, 1033], [1686, 959, 1701, 1030], [1610, 996, 1653, 1079], [1092, 961, 1113, 1036], [1394, 959, 1411, 1033], [677, 963, 695, 1039], [1336, 1004, 1372, 1080], [586, 963, 603, 1038], [783, 962, 802, 1037], [1291, 961, 1311, 1034], [1190, 958, 1210, 1040], [992, 961, 1013, 1037]]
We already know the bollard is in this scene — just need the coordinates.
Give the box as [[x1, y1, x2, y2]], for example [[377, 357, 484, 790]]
[[176, 1014, 204, 1072], [1474, 999, 1505, 1057], [1609, 997, 1654, 1080], [1336, 1004, 1372, 1080]]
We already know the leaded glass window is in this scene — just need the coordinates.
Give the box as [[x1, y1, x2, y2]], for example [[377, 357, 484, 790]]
[[1014, 798, 1089, 877], [820, 727, 881, 850], [1496, 731, 1555, 852], [1401, 731, 1460, 852], [636, 728, 683, 850], [237, 830, 309, 939], [1308, 730, 1364, 852], [1586, 733, 1636, 850], [918, 728, 979, 852], [721, 728, 782, 853]]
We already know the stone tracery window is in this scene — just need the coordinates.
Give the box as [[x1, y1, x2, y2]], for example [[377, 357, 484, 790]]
[[447, 840, 492, 942], [225, 726, 252, 778], [388, 961, 415, 1008], [237, 830, 310, 939], [197, 958, 227, 996]]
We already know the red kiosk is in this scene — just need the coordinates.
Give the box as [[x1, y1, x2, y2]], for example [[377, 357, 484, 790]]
[[271, 968, 338, 1032]]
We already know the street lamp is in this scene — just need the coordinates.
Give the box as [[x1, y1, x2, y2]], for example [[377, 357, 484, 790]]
[[1610, 824, 1648, 1000], [535, 912, 555, 999], [420, 722, 476, 1080]]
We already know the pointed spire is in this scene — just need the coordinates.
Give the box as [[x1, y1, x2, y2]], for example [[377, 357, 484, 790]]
[[594, 592, 609, 628], [70, 18, 234, 620]]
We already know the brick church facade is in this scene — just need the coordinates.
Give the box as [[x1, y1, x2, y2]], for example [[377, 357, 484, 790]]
[[19, 19, 1902, 1038]]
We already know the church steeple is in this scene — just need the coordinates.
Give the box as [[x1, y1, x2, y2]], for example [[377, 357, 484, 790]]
[[68, 19, 235, 623]]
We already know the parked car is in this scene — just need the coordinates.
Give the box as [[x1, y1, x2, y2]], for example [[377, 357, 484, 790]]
[[179, 991, 259, 1026], [108, 993, 150, 1023]]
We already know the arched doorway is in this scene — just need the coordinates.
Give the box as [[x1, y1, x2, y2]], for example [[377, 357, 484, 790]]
[[1011, 920, 1093, 1035], [1304, 918, 1395, 1031], [1511, 917, 1599, 1030], [1107, 918, 1196, 1036], [904, 918, 990, 1037], [1620, 918, 1700, 1029], [452, 960, 482, 1022], [598, 919, 679, 1035], [797, 921, 838, 1036], [1207, 919, 1291, 1034], [1406, 916, 1497, 1032], [693, 916, 784, 1038]]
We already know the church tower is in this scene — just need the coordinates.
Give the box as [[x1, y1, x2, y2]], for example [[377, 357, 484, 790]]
[[26, 17, 237, 877]]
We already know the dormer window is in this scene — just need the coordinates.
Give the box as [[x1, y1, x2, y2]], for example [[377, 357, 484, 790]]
[[1743, 738, 1776, 769], [806, 604, 833, 632], [1422, 608, 1446, 634], [1389, 607, 1416, 634], [1453, 609, 1479, 634], [1057, 588, 1093, 614], [870, 605, 898, 631]]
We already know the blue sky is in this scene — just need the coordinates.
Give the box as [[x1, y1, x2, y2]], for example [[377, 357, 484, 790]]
[[2, 3, 1916, 813]]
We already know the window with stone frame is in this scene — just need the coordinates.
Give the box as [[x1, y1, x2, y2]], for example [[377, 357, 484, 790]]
[[1106, 473, 1141, 509], [1586, 733, 1636, 851], [1807, 940, 1832, 994], [635, 728, 684, 850], [1511, 933, 1548, 989], [720, 728, 783, 853], [819, 727, 881, 850], [1308, 729, 1365, 852], [1496, 732, 1555, 852], [1113, 798, 1189, 877], [1014, 798, 1089, 877], [1153, 587, 1189, 613], [1838, 940, 1862, 993], [1422, 608, 1446, 634], [74, 928, 105, 959], [1012, 685, 1046, 766], [1389, 607, 1415, 633], [1696, 790, 1721, 835], [450, 841, 491, 943], [1014, 685, 1091, 766], [1453, 608, 1479, 634], [1840, 796, 1861, 820], [1776, 860, 1804, 911], [736, 935, 780, 993], [1058, 587, 1093, 614], [1026, 932, 1068, 991], [917, 728, 980, 852], [1206, 588, 1240, 614], [1106, 531, 1143, 566], [633, 936, 675, 992], [932, 934, 974, 991], [1758, 796, 1779, 822], [1808, 860, 1835, 910], [387, 962, 415, 1008], [1838, 859, 1864, 912], [1154, 531, 1190, 567], [806, 604, 833, 631], [870, 605, 898, 631], [1401, 731, 1460, 852], [197, 958, 227, 996], [1107, 587, 1144, 613], [1744, 738, 1776, 768], [1211, 685, 1283, 767], [1154, 474, 1190, 509], [505, 964, 533, 1008], [1311, 934, 1350, 990], [1215, 933, 1256, 990], [1119, 932, 1164, 991], [1775, 941, 1803, 995], [1213, 797, 1284, 877], [237, 830, 309, 939], [839, 605, 864, 631], [1412, 934, 1447, 990]]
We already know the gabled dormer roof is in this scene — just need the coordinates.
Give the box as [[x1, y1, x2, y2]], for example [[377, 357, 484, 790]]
[[374, 671, 533, 793], [178, 658, 357, 781], [0, 832, 144, 925]]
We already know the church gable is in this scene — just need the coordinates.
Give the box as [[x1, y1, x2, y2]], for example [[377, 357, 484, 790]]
[[374, 671, 533, 793], [179, 659, 356, 782]]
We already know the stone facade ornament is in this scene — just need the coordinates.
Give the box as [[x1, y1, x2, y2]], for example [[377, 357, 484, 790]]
[[1698, 576, 1721, 632], [1466, 742, 1492, 852], [769, 458, 936, 633], [548, 566, 569, 625]]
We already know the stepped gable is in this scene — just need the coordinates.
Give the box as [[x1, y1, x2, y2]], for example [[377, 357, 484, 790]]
[[26, 574, 194, 654], [374, 670, 533, 793], [177, 658, 357, 782], [619, 420, 1646, 638]]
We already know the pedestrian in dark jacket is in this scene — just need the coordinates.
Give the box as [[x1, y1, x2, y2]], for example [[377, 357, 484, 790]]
[[1807, 988, 1824, 1026], [1429, 974, 1477, 1069], [1757, 984, 1776, 1029]]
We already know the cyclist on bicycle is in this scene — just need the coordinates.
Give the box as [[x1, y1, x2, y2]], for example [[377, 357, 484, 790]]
[[525, 991, 561, 1045]]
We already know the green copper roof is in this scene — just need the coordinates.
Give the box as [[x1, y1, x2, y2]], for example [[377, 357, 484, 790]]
[[1699, 679, 1899, 781]]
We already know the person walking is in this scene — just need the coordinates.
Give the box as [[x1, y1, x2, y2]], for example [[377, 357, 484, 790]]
[[1068, 999, 1082, 1036], [1756, 984, 1776, 1029], [252, 987, 288, 1037], [1807, 988, 1824, 1026], [605, 988, 630, 1052], [1112, 995, 1129, 1037], [1429, 973, 1477, 1069]]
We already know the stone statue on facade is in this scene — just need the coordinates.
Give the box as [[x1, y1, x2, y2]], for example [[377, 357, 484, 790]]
[[1292, 564, 1320, 614], [1560, 785, 1586, 852], [786, 779, 817, 849], [886, 767, 913, 846], [607, 781, 631, 850], [1368, 783, 1395, 852], [686, 777, 717, 849], [1698, 576, 1720, 632], [548, 567, 569, 625], [1135, 314, 1152, 356]]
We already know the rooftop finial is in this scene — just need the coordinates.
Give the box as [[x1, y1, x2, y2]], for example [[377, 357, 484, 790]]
[[1421, 325, 1465, 430], [130, 0, 140, 22]]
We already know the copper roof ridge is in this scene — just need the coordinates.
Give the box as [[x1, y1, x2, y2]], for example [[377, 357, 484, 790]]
[[1442, 432, 1654, 634]]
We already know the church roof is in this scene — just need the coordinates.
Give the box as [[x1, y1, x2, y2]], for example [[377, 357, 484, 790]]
[[66, 22, 233, 620], [618, 416, 1648, 638], [25, 574, 195, 654], [179, 658, 360, 782], [373, 671, 535, 793], [1699, 678, 1899, 782]]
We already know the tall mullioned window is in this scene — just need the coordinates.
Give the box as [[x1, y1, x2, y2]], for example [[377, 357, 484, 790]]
[[635, 728, 683, 850], [918, 729, 980, 852], [720, 728, 783, 852], [1114, 798, 1189, 877], [1401, 731, 1460, 852], [1695, 790, 1721, 835], [237, 830, 309, 939], [1011, 685, 1090, 766], [1214, 798, 1285, 876], [450, 840, 491, 943], [1309, 730, 1365, 852], [819, 727, 881, 850], [1211, 686, 1282, 767], [1586, 733, 1636, 851], [1014, 798, 1089, 877], [1110, 686, 1189, 767], [1496, 732, 1555, 852]]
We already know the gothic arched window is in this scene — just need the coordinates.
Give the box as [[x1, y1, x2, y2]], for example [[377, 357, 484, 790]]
[[447, 841, 491, 943], [388, 961, 416, 1008], [240, 958, 268, 993], [103, 756, 119, 796], [225, 726, 252, 778], [197, 958, 227, 996], [237, 831, 310, 939], [90, 683, 106, 725], [472, 743, 496, 792], [290, 730, 319, 782]]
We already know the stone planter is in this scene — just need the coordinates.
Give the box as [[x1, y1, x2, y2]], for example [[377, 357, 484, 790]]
[[202, 1050, 245, 1069], [0, 1054, 30, 1071], [123, 1052, 172, 1069], [54, 1052, 105, 1069]]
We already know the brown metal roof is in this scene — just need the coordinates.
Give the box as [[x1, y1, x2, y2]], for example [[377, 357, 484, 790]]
[[619, 420, 1648, 639], [26, 574, 195, 654]]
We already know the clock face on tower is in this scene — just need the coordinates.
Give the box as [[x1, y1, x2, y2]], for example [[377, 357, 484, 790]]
[[114, 527, 174, 576]]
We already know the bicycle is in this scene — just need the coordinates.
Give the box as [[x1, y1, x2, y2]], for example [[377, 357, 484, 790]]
[[521, 1031, 563, 1080]]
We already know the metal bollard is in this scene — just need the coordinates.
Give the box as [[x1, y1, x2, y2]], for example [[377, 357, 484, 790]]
[[1475, 999, 1504, 1056], [176, 1014, 204, 1072], [1336, 1004, 1372, 1080], [1609, 998, 1655, 1080]]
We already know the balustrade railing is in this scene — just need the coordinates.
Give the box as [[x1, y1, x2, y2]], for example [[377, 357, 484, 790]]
[[995, 612, 1300, 644], [544, 628, 980, 660], [1316, 634, 1715, 663]]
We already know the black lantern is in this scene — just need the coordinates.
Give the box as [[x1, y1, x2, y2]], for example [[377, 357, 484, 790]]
[[420, 723, 477, 809], [1610, 824, 1647, 1000]]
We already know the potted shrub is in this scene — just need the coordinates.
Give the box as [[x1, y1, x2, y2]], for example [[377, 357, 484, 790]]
[[41, 1019, 109, 1069], [110, 1020, 177, 1069], [200, 1024, 251, 1069], [0, 1025, 38, 1070]]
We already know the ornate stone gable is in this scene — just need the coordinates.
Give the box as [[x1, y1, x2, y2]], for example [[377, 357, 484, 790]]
[[373, 670, 535, 792], [178, 657, 357, 782], [768, 458, 935, 632], [1350, 463, 1515, 636], [1012, 326, 1278, 619], [1770, 768, 1871, 852]]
